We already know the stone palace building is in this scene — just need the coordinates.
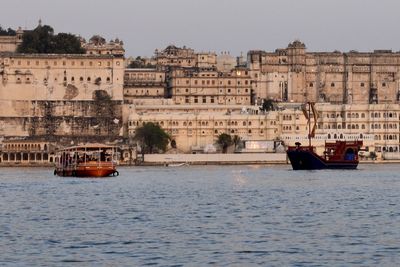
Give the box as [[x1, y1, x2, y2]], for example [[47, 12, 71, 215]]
[[1, 26, 400, 163]]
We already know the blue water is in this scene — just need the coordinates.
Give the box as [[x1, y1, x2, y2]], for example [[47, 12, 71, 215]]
[[0, 164, 399, 266]]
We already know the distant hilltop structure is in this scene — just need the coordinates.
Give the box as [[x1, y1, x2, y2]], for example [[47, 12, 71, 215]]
[[248, 39, 400, 105], [0, 21, 125, 57], [81, 35, 125, 57], [154, 44, 217, 69]]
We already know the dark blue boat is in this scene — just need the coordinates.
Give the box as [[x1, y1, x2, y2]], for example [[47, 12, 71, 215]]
[[287, 102, 363, 170], [287, 141, 363, 170]]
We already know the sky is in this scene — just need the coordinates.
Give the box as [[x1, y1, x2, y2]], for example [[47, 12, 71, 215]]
[[1, 0, 400, 58]]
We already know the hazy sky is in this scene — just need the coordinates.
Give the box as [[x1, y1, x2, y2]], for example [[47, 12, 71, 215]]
[[2, 0, 400, 57]]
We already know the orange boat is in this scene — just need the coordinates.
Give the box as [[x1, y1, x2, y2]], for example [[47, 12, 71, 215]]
[[54, 144, 119, 177]]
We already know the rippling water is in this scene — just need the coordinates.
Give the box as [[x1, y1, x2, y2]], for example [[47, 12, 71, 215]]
[[1, 164, 400, 266]]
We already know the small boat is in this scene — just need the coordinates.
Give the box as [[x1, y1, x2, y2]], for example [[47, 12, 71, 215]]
[[286, 102, 363, 170], [287, 140, 363, 170], [54, 144, 119, 177], [164, 162, 189, 167]]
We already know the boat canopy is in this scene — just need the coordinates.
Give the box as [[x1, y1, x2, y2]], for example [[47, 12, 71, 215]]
[[57, 143, 116, 152]]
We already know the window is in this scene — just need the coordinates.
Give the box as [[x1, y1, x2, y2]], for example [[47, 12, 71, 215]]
[[309, 82, 313, 87], [361, 82, 365, 87], [331, 82, 335, 87]]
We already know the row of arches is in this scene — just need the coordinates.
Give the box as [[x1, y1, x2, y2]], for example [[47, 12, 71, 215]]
[[371, 112, 398, 118], [325, 112, 399, 119], [382, 146, 399, 152], [374, 134, 399, 141], [2, 153, 51, 162], [328, 133, 364, 139], [4, 143, 47, 151]]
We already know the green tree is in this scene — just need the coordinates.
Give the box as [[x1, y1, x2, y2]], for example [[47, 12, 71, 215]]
[[17, 24, 84, 54], [0, 26, 16, 36], [232, 135, 241, 150], [128, 56, 156, 69], [52, 33, 85, 54], [133, 122, 171, 155], [259, 99, 275, 112], [217, 133, 233, 153]]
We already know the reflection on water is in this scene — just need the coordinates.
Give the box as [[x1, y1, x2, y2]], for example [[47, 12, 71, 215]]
[[0, 164, 399, 266]]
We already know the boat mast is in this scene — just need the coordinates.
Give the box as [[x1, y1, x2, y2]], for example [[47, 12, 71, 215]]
[[308, 102, 311, 147]]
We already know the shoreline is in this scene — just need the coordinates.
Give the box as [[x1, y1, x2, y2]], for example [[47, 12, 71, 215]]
[[0, 156, 400, 168]]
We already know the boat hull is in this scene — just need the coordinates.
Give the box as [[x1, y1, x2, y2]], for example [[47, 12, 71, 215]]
[[287, 150, 358, 170], [55, 163, 118, 178]]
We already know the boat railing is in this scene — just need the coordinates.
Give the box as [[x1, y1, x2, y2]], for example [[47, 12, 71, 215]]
[[55, 159, 116, 170]]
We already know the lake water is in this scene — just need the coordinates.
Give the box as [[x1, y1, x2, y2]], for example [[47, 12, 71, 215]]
[[0, 164, 399, 266]]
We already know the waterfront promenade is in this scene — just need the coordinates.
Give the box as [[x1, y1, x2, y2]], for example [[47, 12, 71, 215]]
[[0, 152, 392, 167]]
